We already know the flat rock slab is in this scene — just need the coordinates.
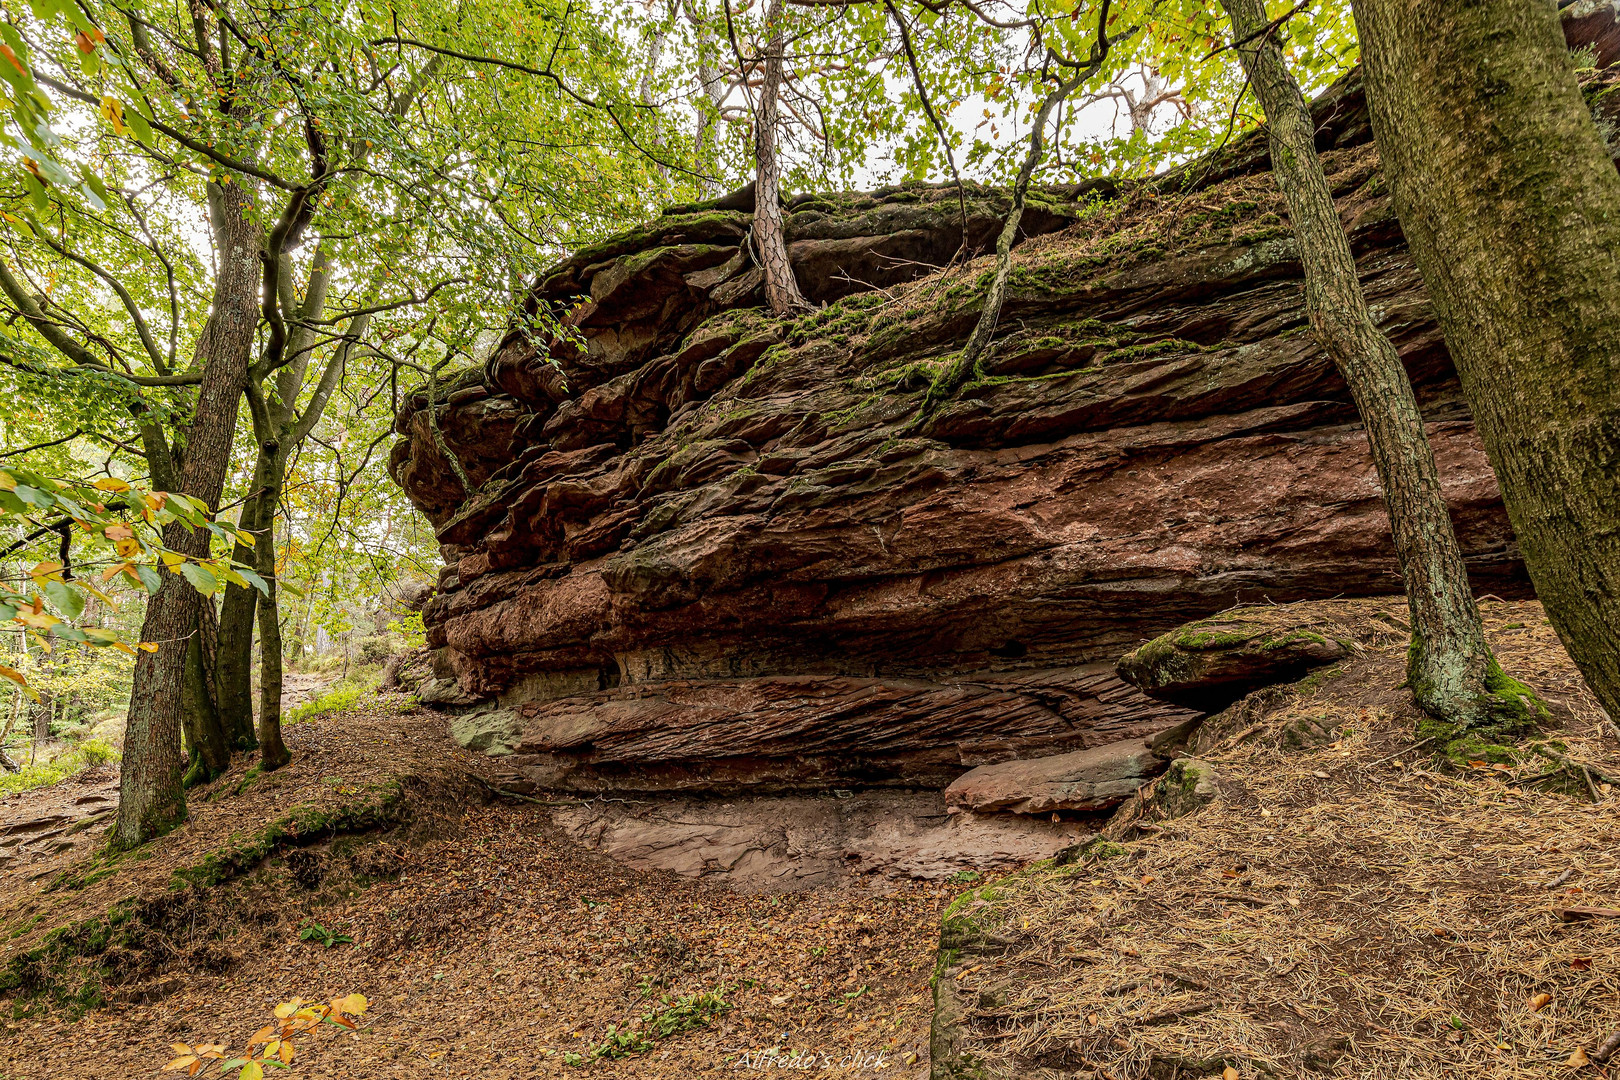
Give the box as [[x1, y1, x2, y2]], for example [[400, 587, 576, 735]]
[[552, 789, 1088, 892], [942, 737, 1167, 815]]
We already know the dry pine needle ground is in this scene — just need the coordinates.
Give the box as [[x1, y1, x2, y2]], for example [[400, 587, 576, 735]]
[[946, 598, 1619, 1080]]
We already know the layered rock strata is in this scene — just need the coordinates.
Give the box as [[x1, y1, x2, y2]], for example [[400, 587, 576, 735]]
[[388, 70, 1620, 797]]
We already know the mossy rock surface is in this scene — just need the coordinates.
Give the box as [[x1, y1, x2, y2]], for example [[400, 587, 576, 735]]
[[1118, 609, 1351, 712]]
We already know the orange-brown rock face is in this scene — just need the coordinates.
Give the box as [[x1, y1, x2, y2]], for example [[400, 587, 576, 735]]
[[387, 72, 1579, 795]]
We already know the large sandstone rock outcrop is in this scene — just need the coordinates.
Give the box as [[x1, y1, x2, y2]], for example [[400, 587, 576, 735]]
[[389, 71, 1620, 796]]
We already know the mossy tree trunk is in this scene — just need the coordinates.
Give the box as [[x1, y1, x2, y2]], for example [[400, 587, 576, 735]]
[[1217, 0, 1524, 730], [1351, 0, 1620, 724], [254, 502, 290, 772], [180, 630, 230, 785]]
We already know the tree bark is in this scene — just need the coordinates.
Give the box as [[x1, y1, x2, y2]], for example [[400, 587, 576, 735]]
[[254, 501, 289, 771], [180, 628, 230, 784], [214, 494, 262, 749], [115, 181, 260, 848], [1219, 0, 1524, 731], [1352, 0, 1620, 723], [752, 0, 808, 314]]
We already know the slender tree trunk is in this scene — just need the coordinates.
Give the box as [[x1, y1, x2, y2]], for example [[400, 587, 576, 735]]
[[753, 0, 808, 314], [922, 66, 1095, 413], [215, 493, 262, 749], [29, 689, 50, 748], [255, 490, 289, 771], [115, 182, 260, 849], [1219, 0, 1525, 731], [1351, 0, 1620, 724], [687, 2, 729, 197]]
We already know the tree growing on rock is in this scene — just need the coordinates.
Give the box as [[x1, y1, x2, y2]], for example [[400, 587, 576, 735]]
[[1213, 0, 1530, 734], [1351, 0, 1620, 724]]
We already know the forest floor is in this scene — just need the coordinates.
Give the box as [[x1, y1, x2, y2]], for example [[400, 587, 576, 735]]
[[938, 598, 1620, 1080], [0, 697, 948, 1079], [0, 599, 1612, 1080]]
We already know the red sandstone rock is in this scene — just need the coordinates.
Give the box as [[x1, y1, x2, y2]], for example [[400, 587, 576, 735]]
[[382, 70, 1620, 794]]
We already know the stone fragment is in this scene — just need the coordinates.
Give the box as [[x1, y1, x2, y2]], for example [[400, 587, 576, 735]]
[[942, 738, 1167, 815]]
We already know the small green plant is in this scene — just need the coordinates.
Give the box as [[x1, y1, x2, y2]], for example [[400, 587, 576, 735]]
[[566, 988, 731, 1066], [298, 921, 353, 948], [586, 1025, 653, 1060], [947, 869, 981, 885]]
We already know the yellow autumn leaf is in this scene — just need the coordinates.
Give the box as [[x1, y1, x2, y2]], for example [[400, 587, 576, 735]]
[[274, 999, 305, 1019], [1568, 1047, 1591, 1067], [235, 529, 256, 547], [248, 1025, 276, 1045], [339, 992, 368, 1015], [0, 665, 25, 687], [160, 1055, 198, 1072], [278, 1042, 294, 1064], [93, 477, 130, 492], [98, 95, 129, 136], [160, 551, 185, 569], [0, 472, 14, 491], [241, 1062, 264, 1080], [137, 641, 159, 652]]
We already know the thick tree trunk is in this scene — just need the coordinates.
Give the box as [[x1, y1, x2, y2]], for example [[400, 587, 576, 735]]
[[1352, 0, 1620, 723], [1219, 0, 1523, 731], [753, 0, 808, 314], [215, 493, 262, 749], [180, 629, 230, 785], [115, 182, 260, 848]]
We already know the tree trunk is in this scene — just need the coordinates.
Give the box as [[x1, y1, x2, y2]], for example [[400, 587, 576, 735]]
[[29, 689, 50, 748], [922, 65, 1093, 413], [180, 629, 230, 785], [1352, 0, 1620, 723], [215, 493, 262, 749], [1219, 0, 1527, 733], [753, 0, 808, 314], [115, 181, 260, 849], [255, 515, 290, 772]]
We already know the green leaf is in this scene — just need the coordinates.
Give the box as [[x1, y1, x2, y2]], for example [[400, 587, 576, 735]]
[[178, 561, 218, 596], [42, 579, 82, 621], [123, 107, 153, 146], [233, 565, 270, 597], [135, 564, 162, 596], [22, 169, 46, 212], [12, 484, 52, 508]]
